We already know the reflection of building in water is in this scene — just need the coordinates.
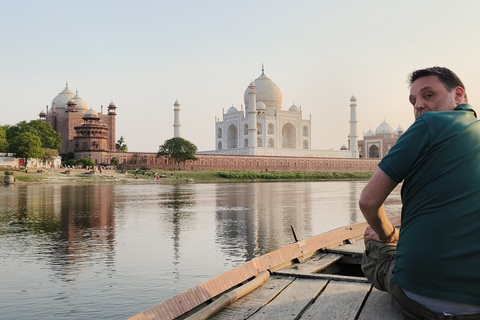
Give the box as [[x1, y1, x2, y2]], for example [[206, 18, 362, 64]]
[[23, 185, 116, 280], [157, 185, 196, 268], [215, 183, 313, 261]]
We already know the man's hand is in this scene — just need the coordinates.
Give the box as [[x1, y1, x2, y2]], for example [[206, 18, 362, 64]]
[[364, 225, 398, 244]]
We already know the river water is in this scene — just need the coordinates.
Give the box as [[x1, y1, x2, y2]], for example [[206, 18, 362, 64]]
[[0, 181, 401, 319]]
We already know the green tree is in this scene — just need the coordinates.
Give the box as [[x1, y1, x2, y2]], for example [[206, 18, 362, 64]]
[[157, 137, 198, 169], [110, 157, 119, 167], [41, 148, 60, 164], [0, 126, 8, 152], [116, 136, 128, 151], [11, 132, 44, 167], [6, 120, 61, 151], [77, 158, 95, 168]]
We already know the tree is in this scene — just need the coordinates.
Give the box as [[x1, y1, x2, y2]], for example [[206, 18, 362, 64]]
[[76, 158, 95, 168], [116, 136, 128, 151], [6, 120, 62, 151], [0, 126, 8, 152], [41, 148, 60, 164], [157, 137, 198, 169], [11, 132, 44, 167], [110, 157, 119, 167]]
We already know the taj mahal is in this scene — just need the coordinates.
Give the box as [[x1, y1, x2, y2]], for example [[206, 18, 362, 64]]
[[198, 66, 403, 159]]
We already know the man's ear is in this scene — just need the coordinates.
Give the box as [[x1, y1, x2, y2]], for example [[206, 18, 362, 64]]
[[455, 86, 466, 105]]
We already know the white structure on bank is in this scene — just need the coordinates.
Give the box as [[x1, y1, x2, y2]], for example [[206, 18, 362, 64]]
[[199, 67, 357, 158], [348, 95, 359, 158], [173, 99, 181, 138]]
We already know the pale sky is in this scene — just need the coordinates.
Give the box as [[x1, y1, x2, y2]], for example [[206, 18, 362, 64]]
[[2, 0, 480, 152]]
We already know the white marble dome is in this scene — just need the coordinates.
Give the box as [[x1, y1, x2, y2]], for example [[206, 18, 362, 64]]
[[256, 100, 266, 110], [84, 107, 99, 119], [73, 91, 89, 111], [375, 120, 393, 135], [244, 72, 282, 109], [364, 128, 375, 137], [227, 105, 238, 113], [289, 103, 299, 112], [394, 125, 404, 136], [50, 84, 75, 112]]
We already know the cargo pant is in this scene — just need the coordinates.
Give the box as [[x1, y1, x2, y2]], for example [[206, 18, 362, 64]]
[[361, 240, 480, 320]]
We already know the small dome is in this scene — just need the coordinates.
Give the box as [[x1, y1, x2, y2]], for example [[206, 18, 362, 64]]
[[394, 125, 404, 136], [375, 120, 393, 135], [289, 103, 299, 112], [350, 95, 357, 102], [67, 98, 76, 105], [364, 128, 374, 137], [50, 83, 75, 112], [256, 100, 266, 110], [227, 106, 238, 113], [39, 109, 46, 117], [340, 144, 348, 150], [72, 91, 89, 111], [84, 107, 99, 119]]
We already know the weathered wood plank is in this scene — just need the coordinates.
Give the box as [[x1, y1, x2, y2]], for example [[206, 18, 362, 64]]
[[209, 276, 295, 320], [358, 288, 407, 320], [299, 281, 370, 319], [274, 253, 343, 275], [249, 278, 328, 320], [325, 239, 365, 256]]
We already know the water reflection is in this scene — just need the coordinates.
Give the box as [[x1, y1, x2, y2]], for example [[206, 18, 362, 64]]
[[215, 182, 315, 261], [0, 185, 116, 282], [157, 185, 196, 267]]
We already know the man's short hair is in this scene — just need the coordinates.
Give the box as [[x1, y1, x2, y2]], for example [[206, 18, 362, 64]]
[[409, 66, 465, 92]]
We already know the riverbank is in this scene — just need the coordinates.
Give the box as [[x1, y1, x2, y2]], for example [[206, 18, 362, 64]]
[[1, 168, 373, 184]]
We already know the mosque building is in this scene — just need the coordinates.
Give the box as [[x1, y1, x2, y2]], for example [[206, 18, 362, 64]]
[[39, 83, 117, 155], [357, 121, 404, 158]]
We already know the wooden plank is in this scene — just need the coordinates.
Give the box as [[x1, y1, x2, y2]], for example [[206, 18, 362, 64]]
[[300, 281, 371, 319], [358, 288, 407, 320], [325, 239, 365, 257], [249, 278, 328, 320], [209, 276, 295, 320], [274, 253, 343, 275]]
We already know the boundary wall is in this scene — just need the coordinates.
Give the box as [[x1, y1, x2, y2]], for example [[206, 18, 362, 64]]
[[78, 151, 380, 172]]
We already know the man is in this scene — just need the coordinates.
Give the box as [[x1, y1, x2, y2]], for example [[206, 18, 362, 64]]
[[360, 67, 480, 319]]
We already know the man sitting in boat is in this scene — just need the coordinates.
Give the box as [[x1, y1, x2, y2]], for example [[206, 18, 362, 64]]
[[359, 66, 480, 319]]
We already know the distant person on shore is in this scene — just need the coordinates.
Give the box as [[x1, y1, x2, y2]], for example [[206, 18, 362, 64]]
[[359, 67, 480, 319]]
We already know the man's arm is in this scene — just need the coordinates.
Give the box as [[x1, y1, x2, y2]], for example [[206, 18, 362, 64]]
[[359, 168, 399, 243]]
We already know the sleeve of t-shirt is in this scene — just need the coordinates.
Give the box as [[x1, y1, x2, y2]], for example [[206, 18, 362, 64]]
[[378, 118, 431, 183]]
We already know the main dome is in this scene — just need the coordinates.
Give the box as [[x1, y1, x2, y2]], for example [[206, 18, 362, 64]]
[[375, 120, 393, 136], [244, 71, 282, 109], [50, 84, 75, 112]]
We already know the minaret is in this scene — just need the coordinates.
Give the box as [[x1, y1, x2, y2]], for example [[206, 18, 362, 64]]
[[173, 99, 181, 138], [247, 81, 257, 149], [349, 95, 359, 158]]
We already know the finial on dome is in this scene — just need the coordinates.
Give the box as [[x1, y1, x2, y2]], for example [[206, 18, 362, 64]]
[[66, 81, 68, 87], [262, 63, 264, 75]]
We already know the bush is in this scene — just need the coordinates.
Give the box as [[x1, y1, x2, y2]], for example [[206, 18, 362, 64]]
[[4, 170, 13, 175]]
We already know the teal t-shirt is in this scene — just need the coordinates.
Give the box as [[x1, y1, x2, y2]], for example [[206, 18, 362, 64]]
[[379, 104, 480, 306]]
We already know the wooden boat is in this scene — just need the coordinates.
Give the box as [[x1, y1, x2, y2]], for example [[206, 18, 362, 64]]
[[129, 215, 404, 320]]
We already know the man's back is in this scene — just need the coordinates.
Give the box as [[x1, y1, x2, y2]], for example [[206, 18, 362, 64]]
[[379, 104, 480, 306]]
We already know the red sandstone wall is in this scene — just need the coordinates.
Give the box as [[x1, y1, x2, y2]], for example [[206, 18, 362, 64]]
[[79, 152, 380, 172]]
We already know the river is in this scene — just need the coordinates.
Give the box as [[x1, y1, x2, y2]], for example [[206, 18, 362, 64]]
[[0, 181, 401, 319]]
